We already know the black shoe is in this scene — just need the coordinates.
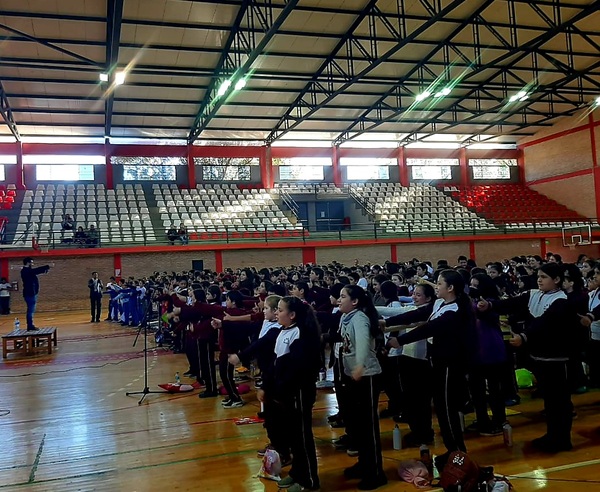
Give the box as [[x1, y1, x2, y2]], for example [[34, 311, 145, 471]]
[[27, 326, 39, 331], [199, 391, 218, 399], [434, 451, 451, 473], [90, 319, 95, 323], [479, 425, 504, 437], [531, 435, 572, 453], [257, 411, 265, 419], [357, 474, 387, 490], [343, 463, 362, 480]]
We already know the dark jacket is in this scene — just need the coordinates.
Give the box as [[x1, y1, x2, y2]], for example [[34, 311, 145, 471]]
[[489, 290, 574, 361], [21, 265, 50, 297]]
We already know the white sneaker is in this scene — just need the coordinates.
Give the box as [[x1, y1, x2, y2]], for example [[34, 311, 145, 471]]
[[222, 399, 244, 409]]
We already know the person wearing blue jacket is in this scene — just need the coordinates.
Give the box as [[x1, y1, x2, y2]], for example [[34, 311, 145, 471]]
[[20, 257, 50, 331]]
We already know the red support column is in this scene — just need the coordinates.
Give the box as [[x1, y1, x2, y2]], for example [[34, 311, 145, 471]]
[[187, 145, 196, 190], [302, 246, 316, 265], [114, 253, 122, 280], [332, 145, 342, 187], [459, 147, 469, 185], [517, 148, 526, 184], [390, 244, 397, 263], [469, 240, 476, 261], [589, 113, 600, 219], [540, 238, 547, 259], [261, 145, 273, 189], [0, 258, 9, 280], [105, 139, 114, 190], [15, 142, 24, 190], [215, 250, 223, 273], [398, 146, 409, 186]]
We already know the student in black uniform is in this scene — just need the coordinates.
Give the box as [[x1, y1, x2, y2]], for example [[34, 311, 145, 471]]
[[274, 296, 321, 492], [384, 270, 473, 463], [478, 262, 575, 452]]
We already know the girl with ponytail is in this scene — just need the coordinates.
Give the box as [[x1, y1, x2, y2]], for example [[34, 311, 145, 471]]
[[337, 284, 387, 490]]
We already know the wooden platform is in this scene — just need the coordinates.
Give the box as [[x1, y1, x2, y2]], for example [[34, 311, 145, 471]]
[[0, 311, 599, 491], [2, 327, 57, 358]]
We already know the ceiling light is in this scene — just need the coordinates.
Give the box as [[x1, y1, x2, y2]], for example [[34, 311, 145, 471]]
[[217, 80, 231, 97], [114, 71, 126, 85], [594, 96, 600, 107], [99, 73, 109, 82], [415, 90, 431, 102], [234, 79, 246, 91], [509, 90, 529, 103], [434, 87, 451, 98]]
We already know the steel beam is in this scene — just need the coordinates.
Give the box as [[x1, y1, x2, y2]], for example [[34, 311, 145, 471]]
[[0, 81, 20, 141], [104, 0, 125, 137], [333, 1, 599, 145], [265, 0, 468, 144], [188, 0, 299, 143]]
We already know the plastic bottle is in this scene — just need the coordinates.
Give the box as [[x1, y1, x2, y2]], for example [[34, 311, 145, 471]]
[[14, 318, 20, 330], [502, 422, 513, 447], [175, 371, 181, 385], [419, 444, 433, 475], [491, 481, 510, 492], [393, 424, 402, 450], [319, 369, 326, 381]]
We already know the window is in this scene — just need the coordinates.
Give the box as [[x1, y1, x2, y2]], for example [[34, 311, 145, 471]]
[[36, 165, 95, 181], [202, 165, 251, 181], [112, 156, 186, 181], [341, 158, 393, 181], [410, 166, 452, 180], [0, 166, 4, 181], [195, 157, 257, 182], [273, 157, 332, 166], [347, 166, 390, 180], [279, 166, 324, 181], [407, 158, 457, 181], [123, 166, 176, 181], [469, 158, 516, 180]]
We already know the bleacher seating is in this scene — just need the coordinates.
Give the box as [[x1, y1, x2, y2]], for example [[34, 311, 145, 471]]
[[273, 183, 347, 196], [153, 184, 304, 240], [351, 182, 497, 234], [442, 184, 587, 229], [16, 184, 155, 245], [0, 185, 16, 210]]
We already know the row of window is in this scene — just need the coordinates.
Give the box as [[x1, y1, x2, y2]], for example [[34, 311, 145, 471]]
[[0, 157, 516, 182]]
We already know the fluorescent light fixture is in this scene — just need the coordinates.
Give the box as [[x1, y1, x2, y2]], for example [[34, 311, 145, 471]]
[[99, 73, 109, 82], [595, 96, 600, 107], [114, 71, 126, 85], [467, 143, 517, 150], [415, 91, 431, 102], [217, 79, 232, 97], [509, 90, 529, 102], [234, 79, 246, 91], [434, 87, 451, 98]]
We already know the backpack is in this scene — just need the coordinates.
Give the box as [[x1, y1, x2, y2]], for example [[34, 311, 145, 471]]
[[439, 451, 480, 492]]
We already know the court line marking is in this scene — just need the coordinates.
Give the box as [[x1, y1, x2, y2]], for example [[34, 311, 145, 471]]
[[508, 457, 600, 478], [28, 433, 46, 483]]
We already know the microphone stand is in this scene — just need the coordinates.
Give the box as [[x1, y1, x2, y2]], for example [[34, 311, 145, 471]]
[[126, 298, 164, 405]]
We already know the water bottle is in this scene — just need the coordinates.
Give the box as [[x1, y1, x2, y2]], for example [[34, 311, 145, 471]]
[[319, 369, 326, 381], [393, 424, 402, 450], [175, 371, 181, 385], [14, 318, 20, 330], [491, 481, 510, 492], [502, 422, 513, 447]]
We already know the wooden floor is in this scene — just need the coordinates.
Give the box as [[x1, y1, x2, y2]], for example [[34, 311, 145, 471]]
[[1, 311, 599, 492]]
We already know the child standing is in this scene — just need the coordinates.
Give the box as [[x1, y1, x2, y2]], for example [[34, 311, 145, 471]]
[[273, 297, 321, 492], [338, 285, 387, 491], [478, 263, 575, 452]]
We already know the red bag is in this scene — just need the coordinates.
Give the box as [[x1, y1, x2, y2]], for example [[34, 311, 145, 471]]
[[439, 451, 480, 492]]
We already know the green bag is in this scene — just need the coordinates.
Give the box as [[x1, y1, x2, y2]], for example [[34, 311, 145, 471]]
[[515, 368, 534, 388]]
